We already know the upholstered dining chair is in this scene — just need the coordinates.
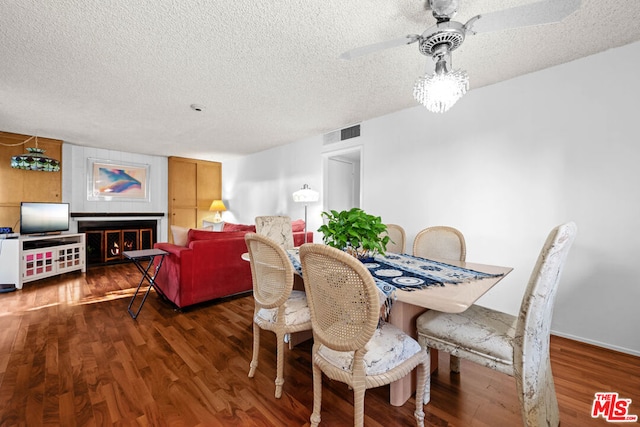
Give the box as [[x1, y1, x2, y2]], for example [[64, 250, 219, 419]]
[[416, 222, 577, 427], [255, 215, 294, 249], [244, 233, 312, 398], [299, 243, 428, 427], [383, 223, 406, 254], [412, 226, 466, 261]]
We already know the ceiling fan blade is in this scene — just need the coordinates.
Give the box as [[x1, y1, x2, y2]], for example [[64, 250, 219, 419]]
[[469, 0, 581, 34], [339, 34, 420, 60]]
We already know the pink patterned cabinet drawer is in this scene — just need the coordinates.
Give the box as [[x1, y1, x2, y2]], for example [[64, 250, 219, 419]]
[[23, 250, 54, 278]]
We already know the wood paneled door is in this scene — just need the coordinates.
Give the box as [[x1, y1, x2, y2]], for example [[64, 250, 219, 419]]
[[168, 156, 221, 242]]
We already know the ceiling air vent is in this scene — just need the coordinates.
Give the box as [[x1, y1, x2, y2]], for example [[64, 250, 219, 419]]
[[323, 124, 361, 145]]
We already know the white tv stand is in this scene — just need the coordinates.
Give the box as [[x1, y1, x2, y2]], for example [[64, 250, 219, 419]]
[[0, 233, 86, 290]]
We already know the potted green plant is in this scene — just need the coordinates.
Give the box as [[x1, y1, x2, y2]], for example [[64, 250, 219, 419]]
[[317, 208, 390, 260]]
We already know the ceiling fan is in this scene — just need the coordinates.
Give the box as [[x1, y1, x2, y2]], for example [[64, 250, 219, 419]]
[[340, 0, 581, 113]]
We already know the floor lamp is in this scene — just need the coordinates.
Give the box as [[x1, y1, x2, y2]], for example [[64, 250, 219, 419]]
[[292, 184, 319, 243]]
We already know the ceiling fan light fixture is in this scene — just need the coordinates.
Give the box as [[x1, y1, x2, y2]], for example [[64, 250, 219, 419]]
[[430, 0, 459, 20], [340, 0, 581, 114], [413, 67, 468, 113]]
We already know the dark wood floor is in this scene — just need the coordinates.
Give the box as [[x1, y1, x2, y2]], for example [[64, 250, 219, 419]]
[[1, 263, 638, 426]]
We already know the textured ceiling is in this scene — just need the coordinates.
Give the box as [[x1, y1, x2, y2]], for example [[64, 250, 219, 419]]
[[1, 1, 640, 161]]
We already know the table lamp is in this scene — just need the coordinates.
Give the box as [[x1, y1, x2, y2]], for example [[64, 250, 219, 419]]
[[209, 199, 227, 223], [292, 184, 319, 243]]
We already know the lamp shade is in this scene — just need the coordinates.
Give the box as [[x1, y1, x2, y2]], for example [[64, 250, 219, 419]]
[[209, 199, 227, 212], [292, 184, 319, 203]]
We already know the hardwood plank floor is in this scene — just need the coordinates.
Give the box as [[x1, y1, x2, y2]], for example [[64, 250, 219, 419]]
[[0, 263, 638, 426]]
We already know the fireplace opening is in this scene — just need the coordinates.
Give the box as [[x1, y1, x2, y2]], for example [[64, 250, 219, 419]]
[[78, 220, 157, 266]]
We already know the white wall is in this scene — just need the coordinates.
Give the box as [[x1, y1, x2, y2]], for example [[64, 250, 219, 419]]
[[223, 40, 640, 356], [62, 143, 169, 241], [222, 136, 324, 233]]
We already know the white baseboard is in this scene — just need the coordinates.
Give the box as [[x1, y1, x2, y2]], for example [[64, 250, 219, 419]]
[[551, 330, 640, 357]]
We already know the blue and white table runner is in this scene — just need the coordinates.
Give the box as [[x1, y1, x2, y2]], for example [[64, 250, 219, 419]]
[[287, 250, 503, 297]]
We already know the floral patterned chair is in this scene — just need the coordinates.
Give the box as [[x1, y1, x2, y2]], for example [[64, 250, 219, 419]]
[[299, 243, 428, 427], [245, 233, 312, 398], [255, 215, 295, 249], [416, 222, 577, 427]]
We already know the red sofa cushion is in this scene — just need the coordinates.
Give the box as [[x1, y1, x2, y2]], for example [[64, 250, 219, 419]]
[[223, 223, 256, 232], [187, 228, 248, 245], [291, 219, 305, 232]]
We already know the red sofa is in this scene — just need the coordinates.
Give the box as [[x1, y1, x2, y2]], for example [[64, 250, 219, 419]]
[[153, 226, 312, 309]]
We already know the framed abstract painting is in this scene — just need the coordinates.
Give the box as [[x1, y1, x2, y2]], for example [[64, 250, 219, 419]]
[[87, 159, 150, 201]]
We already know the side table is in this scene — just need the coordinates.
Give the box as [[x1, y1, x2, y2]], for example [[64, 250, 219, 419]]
[[123, 248, 168, 319]]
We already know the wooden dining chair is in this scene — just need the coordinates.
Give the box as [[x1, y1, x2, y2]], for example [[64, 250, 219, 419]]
[[255, 215, 295, 249], [412, 226, 466, 261], [244, 233, 312, 398], [382, 223, 406, 254], [299, 243, 428, 427], [416, 222, 577, 427]]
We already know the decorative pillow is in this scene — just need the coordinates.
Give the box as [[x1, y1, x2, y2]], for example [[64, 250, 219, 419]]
[[291, 219, 305, 232], [223, 222, 256, 232], [170, 225, 189, 247]]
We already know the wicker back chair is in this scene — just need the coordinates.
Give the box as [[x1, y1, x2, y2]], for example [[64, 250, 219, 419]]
[[255, 215, 295, 249], [299, 243, 428, 427], [416, 222, 577, 427], [245, 233, 312, 398], [382, 223, 406, 254], [412, 226, 466, 261]]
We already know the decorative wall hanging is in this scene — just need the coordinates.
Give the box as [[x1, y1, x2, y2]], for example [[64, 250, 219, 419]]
[[87, 158, 150, 201]]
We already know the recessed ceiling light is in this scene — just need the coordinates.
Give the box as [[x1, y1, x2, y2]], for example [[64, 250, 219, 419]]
[[190, 104, 205, 112]]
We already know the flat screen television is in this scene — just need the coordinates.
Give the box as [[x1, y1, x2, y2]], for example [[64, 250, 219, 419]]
[[20, 202, 70, 235]]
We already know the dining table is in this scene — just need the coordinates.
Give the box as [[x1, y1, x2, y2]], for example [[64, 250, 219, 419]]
[[286, 249, 513, 407]]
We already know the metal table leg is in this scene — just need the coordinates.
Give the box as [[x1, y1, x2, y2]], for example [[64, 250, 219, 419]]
[[126, 251, 166, 319]]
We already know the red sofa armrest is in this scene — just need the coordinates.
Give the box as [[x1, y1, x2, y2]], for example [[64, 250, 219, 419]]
[[153, 242, 194, 306], [155, 242, 190, 257]]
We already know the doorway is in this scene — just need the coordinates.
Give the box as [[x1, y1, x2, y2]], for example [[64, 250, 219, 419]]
[[322, 146, 362, 213]]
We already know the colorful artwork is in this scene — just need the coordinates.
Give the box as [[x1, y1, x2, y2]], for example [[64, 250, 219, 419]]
[[88, 159, 149, 201]]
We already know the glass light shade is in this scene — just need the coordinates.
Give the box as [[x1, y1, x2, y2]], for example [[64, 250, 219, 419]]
[[11, 147, 61, 172], [413, 68, 469, 113], [292, 184, 319, 203], [209, 199, 227, 212]]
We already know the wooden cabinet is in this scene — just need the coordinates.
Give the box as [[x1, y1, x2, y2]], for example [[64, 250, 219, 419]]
[[0, 131, 62, 230], [168, 157, 221, 242]]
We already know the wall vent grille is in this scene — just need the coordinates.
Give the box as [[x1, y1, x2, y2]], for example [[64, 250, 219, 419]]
[[323, 124, 361, 145]]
